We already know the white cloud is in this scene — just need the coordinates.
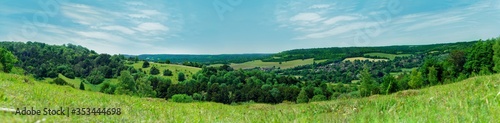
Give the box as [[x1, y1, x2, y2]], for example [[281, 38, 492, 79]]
[[323, 16, 359, 25], [100, 26, 135, 35], [75, 31, 126, 42], [309, 4, 331, 9], [61, 4, 116, 25], [290, 13, 324, 22], [404, 16, 464, 31], [135, 22, 169, 32], [297, 22, 376, 39]]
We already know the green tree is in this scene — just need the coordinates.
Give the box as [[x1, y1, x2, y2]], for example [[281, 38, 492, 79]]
[[165, 60, 171, 64], [428, 66, 439, 86], [150, 66, 160, 75], [296, 89, 309, 103], [79, 81, 85, 90], [163, 69, 173, 76], [493, 38, 500, 73], [409, 69, 423, 89], [178, 72, 186, 82], [135, 76, 156, 97], [142, 61, 150, 68], [115, 71, 137, 95], [464, 41, 494, 74], [359, 65, 375, 97], [381, 74, 397, 94], [86, 70, 105, 84], [0, 48, 18, 73]]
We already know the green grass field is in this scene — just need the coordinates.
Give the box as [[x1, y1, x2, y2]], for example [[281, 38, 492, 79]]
[[130, 61, 201, 83], [228, 58, 327, 69], [343, 57, 389, 62], [1, 72, 498, 122], [364, 53, 412, 60]]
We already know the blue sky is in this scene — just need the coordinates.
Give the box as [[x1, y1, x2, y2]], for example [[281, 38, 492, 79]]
[[1, 0, 499, 55]]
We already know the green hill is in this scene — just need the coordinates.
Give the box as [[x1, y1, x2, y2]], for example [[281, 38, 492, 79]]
[[129, 61, 201, 83], [1, 72, 498, 122]]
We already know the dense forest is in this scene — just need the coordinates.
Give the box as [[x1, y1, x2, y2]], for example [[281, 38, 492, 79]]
[[0, 42, 129, 84], [1, 38, 499, 104]]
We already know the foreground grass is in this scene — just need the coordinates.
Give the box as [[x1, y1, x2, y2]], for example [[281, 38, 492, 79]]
[[229, 58, 327, 69], [1, 73, 499, 122]]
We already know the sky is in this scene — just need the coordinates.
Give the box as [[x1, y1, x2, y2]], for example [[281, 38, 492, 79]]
[[1, 0, 500, 55]]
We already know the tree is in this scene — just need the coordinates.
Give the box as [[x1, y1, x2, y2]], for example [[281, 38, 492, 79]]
[[464, 41, 494, 74], [150, 66, 160, 75], [408, 69, 423, 89], [381, 74, 397, 94], [135, 76, 156, 97], [178, 72, 186, 82], [359, 65, 375, 97], [0, 48, 17, 73], [163, 69, 173, 76], [79, 81, 85, 90], [142, 61, 150, 68], [296, 89, 309, 103], [493, 38, 500, 73], [428, 66, 438, 86], [86, 70, 105, 84], [165, 59, 171, 64], [115, 71, 137, 95]]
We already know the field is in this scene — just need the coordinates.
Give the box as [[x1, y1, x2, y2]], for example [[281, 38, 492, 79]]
[[228, 58, 327, 69], [1, 72, 498, 122], [343, 57, 389, 62], [130, 61, 201, 83], [364, 53, 412, 60]]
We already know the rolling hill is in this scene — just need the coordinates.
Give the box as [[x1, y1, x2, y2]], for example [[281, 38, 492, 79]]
[[1, 72, 498, 122]]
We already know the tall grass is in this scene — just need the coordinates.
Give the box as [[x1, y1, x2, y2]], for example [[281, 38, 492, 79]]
[[0, 73, 498, 122]]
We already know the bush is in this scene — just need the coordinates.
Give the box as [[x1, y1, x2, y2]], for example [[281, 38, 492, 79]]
[[150, 67, 160, 75], [311, 95, 327, 102], [53, 77, 68, 85], [171, 94, 193, 103], [100, 82, 116, 94], [192, 93, 203, 101], [163, 69, 173, 76]]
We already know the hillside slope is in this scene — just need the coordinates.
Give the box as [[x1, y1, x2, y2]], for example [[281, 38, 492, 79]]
[[0, 73, 498, 122]]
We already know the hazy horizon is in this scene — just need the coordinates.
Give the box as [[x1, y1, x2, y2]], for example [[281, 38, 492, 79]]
[[1, 0, 499, 54]]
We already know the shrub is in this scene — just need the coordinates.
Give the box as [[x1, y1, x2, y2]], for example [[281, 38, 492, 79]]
[[150, 67, 160, 75], [53, 77, 68, 85], [171, 94, 193, 103], [192, 93, 203, 101], [311, 95, 327, 102], [163, 69, 173, 76]]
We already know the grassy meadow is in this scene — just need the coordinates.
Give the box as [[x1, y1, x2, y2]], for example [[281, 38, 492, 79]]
[[364, 53, 412, 60], [1, 72, 499, 122], [228, 58, 327, 69], [129, 61, 201, 83]]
